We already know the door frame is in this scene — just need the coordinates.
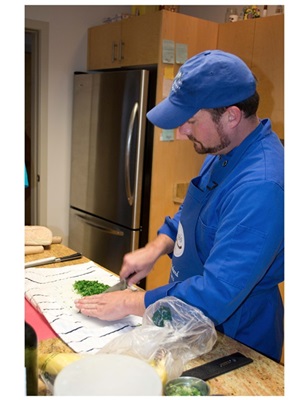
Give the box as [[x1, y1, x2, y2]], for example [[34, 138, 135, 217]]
[[25, 18, 49, 225]]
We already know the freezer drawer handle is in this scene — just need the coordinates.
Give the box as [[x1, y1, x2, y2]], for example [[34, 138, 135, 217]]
[[125, 102, 138, 206], [76, 214, 124, 237]]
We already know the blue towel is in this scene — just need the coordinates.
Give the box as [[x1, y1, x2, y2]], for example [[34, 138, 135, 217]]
[[25, 164, 29, 187]]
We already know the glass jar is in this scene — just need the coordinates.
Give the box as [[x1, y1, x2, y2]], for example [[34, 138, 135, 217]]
[[159, 6, 179, 13], [25, 322, 38, 395], [225, 8, 238, 23]]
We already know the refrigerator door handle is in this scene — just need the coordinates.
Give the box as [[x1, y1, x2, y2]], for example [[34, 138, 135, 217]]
[[125, 102, 138, 206], [75, 214, 124, 237]]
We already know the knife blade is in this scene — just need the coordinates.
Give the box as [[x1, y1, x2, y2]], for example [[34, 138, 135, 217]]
[[104, 279, 127, 293], [25, 252, 82, 268]]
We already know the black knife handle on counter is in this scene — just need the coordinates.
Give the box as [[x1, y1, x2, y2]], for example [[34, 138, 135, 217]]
[[55, 252, 83, 262], [181, 352, 253, 381]]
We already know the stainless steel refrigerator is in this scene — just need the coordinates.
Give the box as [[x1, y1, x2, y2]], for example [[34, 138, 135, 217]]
[[68, 69, 156, 286]]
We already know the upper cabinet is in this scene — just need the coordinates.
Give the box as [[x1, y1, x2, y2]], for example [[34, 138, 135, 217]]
[[87, 11, 218, 71], [218, 14, 284, 139], [252, 15, 284, 140], [88, 12, 162, 69], [217, 19, 255, 68], [88, 20, 122, 69]]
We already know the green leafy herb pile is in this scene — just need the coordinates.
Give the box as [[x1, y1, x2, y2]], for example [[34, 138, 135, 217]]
[[73, 280, 110, 296], [165, 383, 202, 396]]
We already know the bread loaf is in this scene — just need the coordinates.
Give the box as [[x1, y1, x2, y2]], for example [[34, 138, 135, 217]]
[[52, 236, 63, 244], [25, 226, 53, 246], [25, 245, 44, 255]]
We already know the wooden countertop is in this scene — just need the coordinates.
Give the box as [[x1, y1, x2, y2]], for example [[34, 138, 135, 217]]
[[25, 244, 284, 396]]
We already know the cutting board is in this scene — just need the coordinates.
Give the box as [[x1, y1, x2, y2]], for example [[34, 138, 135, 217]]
[[25, 261, 142, 354]]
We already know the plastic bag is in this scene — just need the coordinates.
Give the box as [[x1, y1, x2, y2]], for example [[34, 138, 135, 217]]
[[98, 297, 217, 382]]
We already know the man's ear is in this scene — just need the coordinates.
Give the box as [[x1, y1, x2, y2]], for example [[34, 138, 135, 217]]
[[227, 106, 242, 127]]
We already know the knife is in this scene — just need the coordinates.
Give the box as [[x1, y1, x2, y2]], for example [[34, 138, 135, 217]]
[[25, 252, 82, 268], [104, 279, 128, 293]]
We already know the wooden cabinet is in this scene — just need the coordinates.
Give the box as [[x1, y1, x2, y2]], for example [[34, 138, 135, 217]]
[[88, 20, 122, 69], [147, 12, 219, 290], [88, 12, 162, 69], [252, 15, 284, 140], [217, 19, 255, 68], [87, 10, 218, 70], [218, 15, 284, 139]]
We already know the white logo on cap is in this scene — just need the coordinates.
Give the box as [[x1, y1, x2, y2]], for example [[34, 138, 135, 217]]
[[171, 71, 183, 94]]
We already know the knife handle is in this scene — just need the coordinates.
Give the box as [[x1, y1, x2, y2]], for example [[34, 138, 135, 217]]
[[182, 352, 253, 381], [58, 252, 82, 261]]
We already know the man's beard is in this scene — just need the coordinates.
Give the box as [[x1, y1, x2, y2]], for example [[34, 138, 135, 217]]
[[188, 122, 231, 154]]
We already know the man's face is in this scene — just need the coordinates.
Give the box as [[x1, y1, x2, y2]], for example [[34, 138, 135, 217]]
[[178, 109, 231, 155]]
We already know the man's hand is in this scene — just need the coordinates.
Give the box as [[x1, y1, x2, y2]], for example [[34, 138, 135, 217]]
[[74, 290, 146, 321], [120, 234, 175, 286]]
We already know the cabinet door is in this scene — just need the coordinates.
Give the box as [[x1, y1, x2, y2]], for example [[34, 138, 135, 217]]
[[87, 21, 121, 70], [217, 15, 284, 140], [252, 15, 284, 139], [161, 11, 218, 58], [121, 12, 162, 67], [88, 13, 162, 70], [146, 12, 219, 291], [217, 19, 255, 68]]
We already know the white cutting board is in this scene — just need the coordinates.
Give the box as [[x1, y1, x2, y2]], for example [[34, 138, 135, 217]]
[[25, 261, 142, 354]]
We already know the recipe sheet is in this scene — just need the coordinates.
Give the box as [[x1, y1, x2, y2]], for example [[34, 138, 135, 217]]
[[25, 261, 142, 354]]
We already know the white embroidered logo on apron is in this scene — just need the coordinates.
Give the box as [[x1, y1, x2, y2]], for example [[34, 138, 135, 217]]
[[174, 221, 185, 257]]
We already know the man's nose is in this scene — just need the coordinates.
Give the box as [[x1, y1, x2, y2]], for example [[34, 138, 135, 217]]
[[178, 122, 191, 136]]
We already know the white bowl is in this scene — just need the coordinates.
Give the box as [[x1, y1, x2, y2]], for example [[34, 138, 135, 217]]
[[54, 353, 162, 396]]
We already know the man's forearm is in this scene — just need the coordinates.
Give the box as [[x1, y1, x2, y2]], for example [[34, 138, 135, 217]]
[[145, 233, 175, 260]]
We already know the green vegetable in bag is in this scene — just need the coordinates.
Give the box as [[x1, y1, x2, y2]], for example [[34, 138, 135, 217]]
[[152, 305, 172, 327]]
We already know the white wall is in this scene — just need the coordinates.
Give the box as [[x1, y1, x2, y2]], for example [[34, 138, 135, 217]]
[[180, 5, 279, 22], [25, 5, 131, 244], [24, 4, 275, 245]]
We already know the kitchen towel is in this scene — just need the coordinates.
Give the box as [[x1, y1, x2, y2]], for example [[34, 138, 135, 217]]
[[25, 261, 143, 354]]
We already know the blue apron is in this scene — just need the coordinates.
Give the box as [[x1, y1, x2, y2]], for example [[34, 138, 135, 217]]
[[170, 175, 210, 282], [169, 130, 283, 361]]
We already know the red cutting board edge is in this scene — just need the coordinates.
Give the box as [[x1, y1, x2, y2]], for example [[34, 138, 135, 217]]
[[25, 298, 58, 340]]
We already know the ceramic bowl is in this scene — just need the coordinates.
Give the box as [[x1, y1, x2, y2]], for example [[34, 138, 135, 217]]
[[54, 353, 163, 396]]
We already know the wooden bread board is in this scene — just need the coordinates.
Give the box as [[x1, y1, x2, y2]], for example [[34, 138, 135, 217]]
[[25, 226, 53, 246]]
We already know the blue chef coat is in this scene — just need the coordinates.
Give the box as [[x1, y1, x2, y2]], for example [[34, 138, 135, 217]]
[[145, 119, 284, 362]]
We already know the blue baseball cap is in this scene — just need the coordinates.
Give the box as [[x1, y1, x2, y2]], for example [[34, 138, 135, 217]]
[[147, 50, 256, 129]]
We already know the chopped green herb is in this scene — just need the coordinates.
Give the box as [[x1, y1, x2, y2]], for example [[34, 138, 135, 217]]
[[165, 383, 202, 396], [73, 280, 110, 296], [152, 305, 172, 327]]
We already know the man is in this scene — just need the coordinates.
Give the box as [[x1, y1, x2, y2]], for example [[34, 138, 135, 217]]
[[75, 50, 284, 362]]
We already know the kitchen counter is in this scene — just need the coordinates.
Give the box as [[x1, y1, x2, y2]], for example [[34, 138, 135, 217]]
[[25, 244, 284, 396]]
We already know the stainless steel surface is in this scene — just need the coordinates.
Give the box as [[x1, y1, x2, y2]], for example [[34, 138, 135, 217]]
[[104, 279, 127, 293], [69, 70, 148, 228], [164, 377, 210, 396], [68, 69, 154, 281], [69, 209, 139, 275], [125, 102, 139, 206]]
